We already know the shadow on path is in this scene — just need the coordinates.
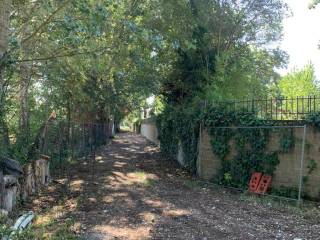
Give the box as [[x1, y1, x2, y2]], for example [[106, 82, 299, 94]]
[[24, 133, 320, 240]]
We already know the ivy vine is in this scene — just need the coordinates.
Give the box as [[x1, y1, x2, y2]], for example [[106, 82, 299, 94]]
[[305, 111, 320, 130], [157, 107, 320, 199], [157, 105, 320, 191], [157, 104, 200, 174], [279, 129, 295, 153], [203, 107, 285, 188]]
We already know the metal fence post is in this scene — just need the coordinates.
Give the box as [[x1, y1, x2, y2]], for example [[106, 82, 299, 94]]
[[298, 125, 307, 206]]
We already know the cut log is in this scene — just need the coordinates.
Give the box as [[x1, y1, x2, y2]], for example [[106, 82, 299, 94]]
[[4, 175, 18, 187], [21, 164, 35, 199], [2, 185, 18, 212], [34, 158, 51, 187], [2, 175, 20, 212]]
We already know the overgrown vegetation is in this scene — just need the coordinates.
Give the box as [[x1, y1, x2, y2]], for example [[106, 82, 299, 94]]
[[0, 0, 317, 165], [305, 111, 320, 130], [152, 1, 320, 200], [153, 0, 291, 175], [203, 107, 282, 188], [0, 214, 81, 240], [158, 103, 320, 196], [0, 0, 320, 236], [157, 104, 201, 173]]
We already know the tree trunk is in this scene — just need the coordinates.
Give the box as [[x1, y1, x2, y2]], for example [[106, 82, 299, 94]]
[[19, 59, 30, 134], [0, 0, 11, 95], [0, 0, 12, 153], [0, 0, 11, 57], [19, 6, 32, 141]]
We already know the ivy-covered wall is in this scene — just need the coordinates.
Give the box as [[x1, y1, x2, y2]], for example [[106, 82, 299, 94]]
[[153, 105, 320, 200], [156, 104, 201, 174], [198, 126, 320, 200]]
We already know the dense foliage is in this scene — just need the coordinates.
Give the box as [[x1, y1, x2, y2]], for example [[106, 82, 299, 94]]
[[203, 107, 281, 187], [157, 103, 304, 189], [305, 111, 320, 130], [157, 104, 201, 173], [278, 64, 319, 98], [0, 0, 298, 172], [0, 0, 171, 162], [155, 0, 289, 178]]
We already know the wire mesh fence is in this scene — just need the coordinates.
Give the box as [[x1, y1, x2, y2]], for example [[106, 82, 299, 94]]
[[210, 96, 320, 120], [202, 125, 307, 204]]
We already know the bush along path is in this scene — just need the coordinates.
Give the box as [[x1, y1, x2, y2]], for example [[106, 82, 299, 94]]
[[17, 133, 320, 239]]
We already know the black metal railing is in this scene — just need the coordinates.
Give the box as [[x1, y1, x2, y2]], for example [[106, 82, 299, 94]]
[[42, 121, 113, 172], [209, 96, 320, 120]]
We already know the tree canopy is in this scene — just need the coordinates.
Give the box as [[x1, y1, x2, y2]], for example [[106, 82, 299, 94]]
[[278, 63, 319, 98], [0, 0, 292, 162]]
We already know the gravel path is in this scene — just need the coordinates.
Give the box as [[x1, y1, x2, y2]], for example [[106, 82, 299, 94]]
[[28, 133, 320, 239]]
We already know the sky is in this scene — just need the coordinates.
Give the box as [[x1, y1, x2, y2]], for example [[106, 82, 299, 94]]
[[280, 0, 320, 79]]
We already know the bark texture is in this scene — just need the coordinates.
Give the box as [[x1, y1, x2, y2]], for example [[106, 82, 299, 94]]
[[0, 0, 11, 97], [0, 0, 11, 153], [19, 11, 32, 135]]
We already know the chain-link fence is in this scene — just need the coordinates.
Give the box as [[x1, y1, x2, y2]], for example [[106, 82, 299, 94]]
[[199, 125, 308, 204]]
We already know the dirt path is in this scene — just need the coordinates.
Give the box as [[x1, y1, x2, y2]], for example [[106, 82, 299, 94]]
[[26, 133, 320, 239]]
